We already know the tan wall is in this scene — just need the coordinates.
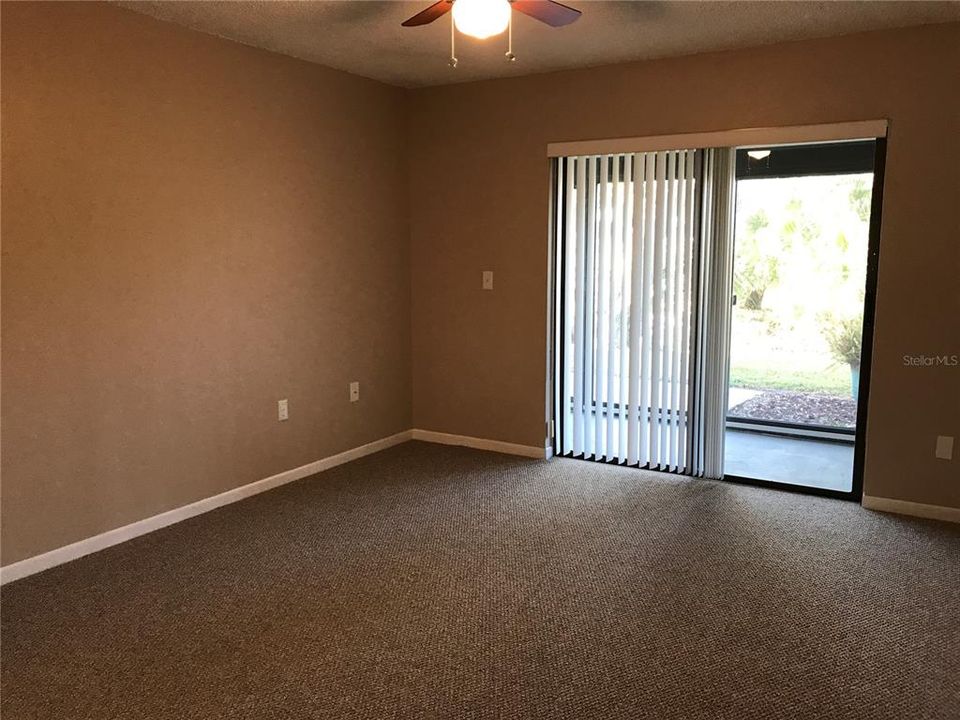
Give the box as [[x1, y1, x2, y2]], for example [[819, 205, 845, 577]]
[[408, 24, 960, 507], [1, 3, 411, 565], [3, 7, 958, 567]]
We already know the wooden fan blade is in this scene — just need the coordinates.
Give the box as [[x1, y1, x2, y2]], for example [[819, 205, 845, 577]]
[[511, 0, 581, 27], [401, 1, 453, 27]]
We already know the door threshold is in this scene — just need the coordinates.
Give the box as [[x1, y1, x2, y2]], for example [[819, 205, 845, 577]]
[[726, 423, 854, 444], [721, 473, 858, 501]]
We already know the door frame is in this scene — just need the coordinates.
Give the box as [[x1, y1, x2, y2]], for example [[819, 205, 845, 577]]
[[546, 130, 887, 502]]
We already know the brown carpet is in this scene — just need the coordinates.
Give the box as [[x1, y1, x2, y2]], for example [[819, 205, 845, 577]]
[[2, 441, 958, 719]]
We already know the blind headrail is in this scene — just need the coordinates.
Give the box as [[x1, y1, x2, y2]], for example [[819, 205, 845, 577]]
[[547, 120, 888, 157]]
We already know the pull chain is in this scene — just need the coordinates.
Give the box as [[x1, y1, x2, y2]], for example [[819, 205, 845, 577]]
[[505, 7, 516, 62], [449, 10, 458, 67]]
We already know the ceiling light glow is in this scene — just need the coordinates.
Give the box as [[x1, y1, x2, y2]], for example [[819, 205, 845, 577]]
[[452, 0, 511, 40], [747, 150, 772, 160]]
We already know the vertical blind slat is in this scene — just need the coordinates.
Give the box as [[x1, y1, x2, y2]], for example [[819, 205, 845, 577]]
[[572, 158, 587, 456], [679, 150, 696, 471], [596, 155, 610, 458], [619, 155, 633, 463], [627, 153, 644, 466], [671, 151, 686, 470], [583, 157, 597, 454], [608, 160, 623, 458], [651, 151, 667, 468], [562, 159, 575, 455], [663, 153, 677, 469], [639, 153, 656, 464]]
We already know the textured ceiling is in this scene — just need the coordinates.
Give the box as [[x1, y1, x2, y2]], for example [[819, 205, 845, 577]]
[[118, 1, 960, 88]]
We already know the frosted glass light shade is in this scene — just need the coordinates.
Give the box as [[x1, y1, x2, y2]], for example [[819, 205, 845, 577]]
[[452, 0, 511, 40]]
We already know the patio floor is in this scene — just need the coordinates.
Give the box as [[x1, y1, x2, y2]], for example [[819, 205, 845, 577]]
[[724, 428, 854, 493]]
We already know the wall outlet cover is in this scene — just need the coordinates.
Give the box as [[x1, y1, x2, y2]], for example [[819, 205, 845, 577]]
[[935, 435, 954, 460]]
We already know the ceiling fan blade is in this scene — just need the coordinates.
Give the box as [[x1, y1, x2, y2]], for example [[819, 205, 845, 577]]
[[511, 0, 581, 27], [401, 1, 453, 27]]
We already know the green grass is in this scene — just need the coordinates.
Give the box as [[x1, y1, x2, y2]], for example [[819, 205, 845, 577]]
[[729, 304, 854, 395], [730, 365, 850, 394]]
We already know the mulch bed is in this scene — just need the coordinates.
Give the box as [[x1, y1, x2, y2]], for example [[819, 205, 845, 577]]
[[729, 389, 856, 428]]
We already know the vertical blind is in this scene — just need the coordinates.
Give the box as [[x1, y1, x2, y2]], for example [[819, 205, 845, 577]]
[[692, 148, 737, 479], [556, 148, 735, 477]]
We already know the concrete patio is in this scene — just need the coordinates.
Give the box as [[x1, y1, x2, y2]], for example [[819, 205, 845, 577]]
[[724, 428, 854, 492]]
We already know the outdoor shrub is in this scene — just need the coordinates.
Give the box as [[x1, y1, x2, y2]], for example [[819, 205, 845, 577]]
[[820, 313, 863, 368]]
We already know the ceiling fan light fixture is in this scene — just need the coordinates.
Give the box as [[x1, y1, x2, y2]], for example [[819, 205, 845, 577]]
[[452, 0, 511, 39]]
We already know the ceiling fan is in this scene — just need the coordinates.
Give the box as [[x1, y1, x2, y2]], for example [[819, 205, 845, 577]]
[[401, 0, 581, 66]]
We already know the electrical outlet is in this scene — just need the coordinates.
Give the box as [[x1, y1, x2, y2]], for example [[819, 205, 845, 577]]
[[278, 399, 289, 422], [349, 381, 360, 403], [482, 270, 494, 290], [935, 435, 954, 460]]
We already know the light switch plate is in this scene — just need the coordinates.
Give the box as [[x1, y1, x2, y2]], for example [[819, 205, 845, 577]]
[[935, 435, 954, 460], [349, 381, 360, 403], [278, 399, 289, 421], [482, 270, 493, 290]]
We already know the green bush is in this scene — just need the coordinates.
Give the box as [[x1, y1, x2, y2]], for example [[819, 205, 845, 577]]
[[820, 313, 862, 368]]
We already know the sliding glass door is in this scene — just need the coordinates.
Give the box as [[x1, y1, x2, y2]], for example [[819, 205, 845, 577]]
[[551, 136, 884, 501], [723, 141, 882, 496]]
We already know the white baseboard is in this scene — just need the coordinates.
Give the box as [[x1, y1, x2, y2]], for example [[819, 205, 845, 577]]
[[0, 430, 413, 586], [862, 494, 960, 524], [411, 429, 547, 459], [1, 428, 550, 585]]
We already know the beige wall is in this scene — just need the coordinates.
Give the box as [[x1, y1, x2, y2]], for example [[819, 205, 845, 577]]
[[408, 24, 960, 507], [3, 6, 958, 567], [1, 3, 411, 564]]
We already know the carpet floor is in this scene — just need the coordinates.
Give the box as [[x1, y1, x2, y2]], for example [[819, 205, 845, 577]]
[[2, 441, 958, 719]]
